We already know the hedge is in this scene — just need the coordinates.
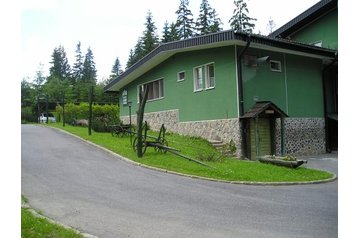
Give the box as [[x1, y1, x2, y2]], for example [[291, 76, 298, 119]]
[[56, 103, 120, 132]]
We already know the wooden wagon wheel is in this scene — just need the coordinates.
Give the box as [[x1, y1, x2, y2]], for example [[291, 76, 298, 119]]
[[132, 137, 147, 154], [154, 138, 168, 153]]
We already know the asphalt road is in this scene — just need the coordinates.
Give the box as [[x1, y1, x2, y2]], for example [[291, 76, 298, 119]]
[[21, 125, 337, 238]]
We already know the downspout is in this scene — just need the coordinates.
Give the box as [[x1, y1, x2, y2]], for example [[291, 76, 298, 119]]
[[236, 34, 251, 158], [322, 51, 338, 153], [237, 34, 251, 116]]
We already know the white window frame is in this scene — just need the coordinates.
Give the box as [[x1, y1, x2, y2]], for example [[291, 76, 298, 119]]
[[137, 78, 164, 103], [205, 62, 215, 89], [177, 71, 185, 82], [193, 66, 203, 92], [269, 60, 282, 72]]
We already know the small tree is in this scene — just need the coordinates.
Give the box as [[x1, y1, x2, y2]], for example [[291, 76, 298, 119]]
[[229, 0, 257, 34]]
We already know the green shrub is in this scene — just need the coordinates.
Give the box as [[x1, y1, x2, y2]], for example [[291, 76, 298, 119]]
[[21, 106, 37, 123], [56, 103, 120, 127]]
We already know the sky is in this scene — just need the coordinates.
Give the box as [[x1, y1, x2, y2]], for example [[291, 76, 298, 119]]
[[21, 0, 321, 82]]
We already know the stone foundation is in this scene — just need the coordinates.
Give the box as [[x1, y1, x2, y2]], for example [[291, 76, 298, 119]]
[[275, 118, 325, 156], [121, 109, 243, 156], [122, 110, 326, 158]]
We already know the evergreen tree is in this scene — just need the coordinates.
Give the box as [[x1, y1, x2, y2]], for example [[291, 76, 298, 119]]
[[161, 21, 171, 43], [175, 0, 195, 39], [49, 45, 71, 81], [229, 0, 257, 34], [195, 0, 222, 35], [111, 57, 123, 76], [109, 57, 123, 81], [126, 49, 136, 69], [82, 47, 97, 84], [142, 11, 159, 55], [72, 41, 84, 84], [169, 22, 181, 41]]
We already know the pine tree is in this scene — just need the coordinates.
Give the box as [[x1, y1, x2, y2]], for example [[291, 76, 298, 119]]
[[169, 22, 181, 41], [229, 0, 257, 34], [82, 47, 97, 84], [142, 11, 159, 55], [195, 0, 222, 35], [126, 49, 136, 69], [49, 45, 71, 81], [175, 0, 195, 39], [161, 21, 171, 43], [109, 57, 123, 81], [72, 41, 84, 84]]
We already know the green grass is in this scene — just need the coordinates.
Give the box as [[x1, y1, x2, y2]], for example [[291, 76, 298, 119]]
[[21, 196, 83, 238], [46, 123, 334, 183]]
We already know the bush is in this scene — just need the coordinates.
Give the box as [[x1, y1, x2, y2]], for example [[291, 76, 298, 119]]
[[55, 103, 120, 129], [21, 106, 37, 123]]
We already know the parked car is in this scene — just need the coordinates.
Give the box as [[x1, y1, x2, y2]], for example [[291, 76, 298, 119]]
[[39, 113, 56, 123]]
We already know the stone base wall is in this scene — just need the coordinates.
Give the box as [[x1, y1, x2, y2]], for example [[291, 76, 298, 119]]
[[122, 110, 326, 158], [274, 118, 325, 156], [121, 109, 243, 157]]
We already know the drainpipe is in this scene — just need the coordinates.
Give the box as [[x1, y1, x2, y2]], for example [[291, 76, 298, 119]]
[[236, 34, 251, 158], [237, 34, 251, 117], [322, 51, 338, 153]]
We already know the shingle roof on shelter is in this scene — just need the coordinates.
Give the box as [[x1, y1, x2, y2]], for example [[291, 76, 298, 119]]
[[269, 0, 337, 38], [240, 101, 288, 119]]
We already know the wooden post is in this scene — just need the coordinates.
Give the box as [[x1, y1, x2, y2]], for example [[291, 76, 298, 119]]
[[136, 85, 149, 158]]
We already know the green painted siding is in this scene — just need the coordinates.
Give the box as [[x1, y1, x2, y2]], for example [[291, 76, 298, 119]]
[[120, 46, 238, 122], [290, 9, 338, 50], [242, 50, 324, 117]]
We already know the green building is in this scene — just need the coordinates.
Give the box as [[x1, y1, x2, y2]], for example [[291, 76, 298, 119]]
[[105, 0, 338, 159]]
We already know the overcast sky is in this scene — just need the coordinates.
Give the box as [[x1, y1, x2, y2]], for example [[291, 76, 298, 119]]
[[21, 0, 320, 82]]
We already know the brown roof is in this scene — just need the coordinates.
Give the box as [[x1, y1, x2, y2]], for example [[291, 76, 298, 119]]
[[240, 101, 288, 119]]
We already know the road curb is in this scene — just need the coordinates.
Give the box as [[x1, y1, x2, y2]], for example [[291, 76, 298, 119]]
[[21, 202, 98, 238], [48, 125, 337, 186]]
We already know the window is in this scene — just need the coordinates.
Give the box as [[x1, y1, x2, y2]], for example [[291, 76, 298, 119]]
[[205, 63, 215, 89], [193, 66, 203, 91], [269, 60, 282, 72], [122, 90, 128, 105], [139, 78, 164, 101], [194, 63, 216, 91], [177, 71, 185, 81]]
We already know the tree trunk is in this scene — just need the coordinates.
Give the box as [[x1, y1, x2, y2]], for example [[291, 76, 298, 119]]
[[136, 85, 149, 158]]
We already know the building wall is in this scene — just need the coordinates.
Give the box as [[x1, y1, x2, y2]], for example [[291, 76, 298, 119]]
[[120, 46, 239, 122], [290, 9, 338, 50], [242, 50, 324, 118], [119, 46, 326, 157]]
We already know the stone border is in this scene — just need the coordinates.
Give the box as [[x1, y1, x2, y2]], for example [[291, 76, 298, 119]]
[[47, 125, 337, 186]]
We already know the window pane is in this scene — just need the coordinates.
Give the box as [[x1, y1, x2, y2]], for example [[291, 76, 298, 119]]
[[206, 64, 215, 88], [194, 67, 203, 91]]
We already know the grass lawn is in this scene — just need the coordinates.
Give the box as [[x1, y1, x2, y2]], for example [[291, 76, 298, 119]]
[[46, 123, 334, 183], [21, 196, 83, 238]]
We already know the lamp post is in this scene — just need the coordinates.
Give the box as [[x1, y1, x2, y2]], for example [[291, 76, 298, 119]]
[[88, 84, 94, 136], [128, 101, 132, 144], [62, 93, 65, 127]]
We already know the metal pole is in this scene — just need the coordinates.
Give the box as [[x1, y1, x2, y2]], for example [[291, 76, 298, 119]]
[[62, 94, 65, 127], [88, 85, 93, 136], [128, 102, 132, 144], [46, 95, 49, 124]]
